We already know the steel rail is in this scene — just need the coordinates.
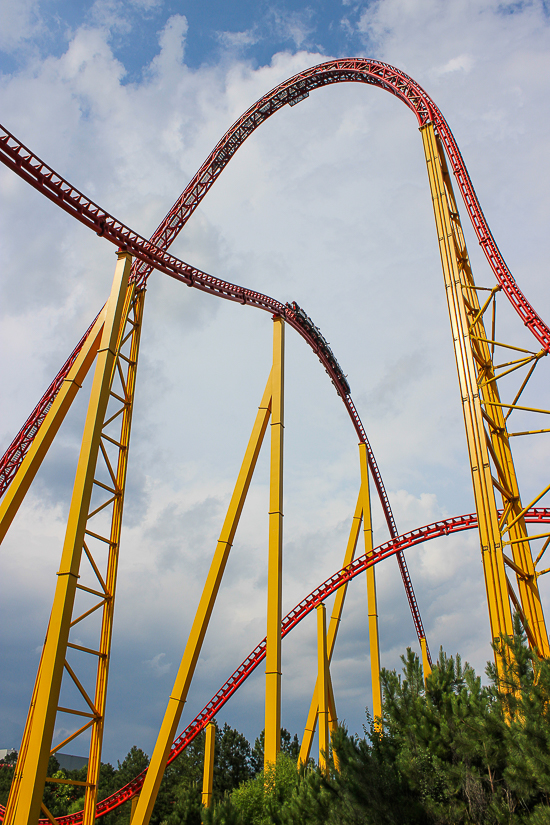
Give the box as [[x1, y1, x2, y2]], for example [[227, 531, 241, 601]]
[[5, 57, 548, 495], [3, 506, 547, 823], [0, 120, 429, 656], [1, 60, 545, 811], [131, 58, 550, 351], [0, 312, 101, 498], [2, 59, 547, 652]]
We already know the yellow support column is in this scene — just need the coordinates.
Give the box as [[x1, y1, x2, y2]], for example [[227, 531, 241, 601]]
[[83, 285, 145, 825], [327, 672, 340, 772], [359, 443, 382, 729], [132, 371, 273, 825], [5, 251, 132, 825], [0, 307, 106, 545], [421, 123, 513, 651], [201, 723, 216, 808], [431, 131, 548, 657], [298, 490, 362, 766], [264, 316, 285, 770], [130, 795, 140, 822], [317, 603, 329, 776], [420, 637, 432, 682]]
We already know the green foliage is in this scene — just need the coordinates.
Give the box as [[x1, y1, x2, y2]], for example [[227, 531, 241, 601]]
[[205, 626, 550, 825], [0, 751, 17, 806], [6, 627, 550, 825], [215, 723, 253, 796], [204, 752, 302, 825], [250, 729, 301, 776]]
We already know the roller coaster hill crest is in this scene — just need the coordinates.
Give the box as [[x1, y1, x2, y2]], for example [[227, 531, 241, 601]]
[[1, 58, 550, 825]]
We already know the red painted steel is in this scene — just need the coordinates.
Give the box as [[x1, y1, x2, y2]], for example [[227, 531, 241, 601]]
[[130, 59, 550, 351], [2, 59, 548, 655], [0, 313, 101, 498], [3, 57, 549, 498], [3, 507, 546, 823], [0, 120, 427, 655], [1, 59, 547, 817]]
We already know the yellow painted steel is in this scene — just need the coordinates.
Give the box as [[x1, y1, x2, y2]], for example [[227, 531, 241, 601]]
[[0, 307, 107, 545], [299, 489, 363, 766], [420, 637, 432, 682], [132, 370, 273, 825], [83, 285, 145, 824], [201, 722, 216, 808], [5, 251, 132, 825], [264, 317, 285, 770], [421, 122, 548, 656], [359, 443, 382, 728], [327, 673, 340, 772], [130, 795, 140, 822], [317, 603, 329, 776]]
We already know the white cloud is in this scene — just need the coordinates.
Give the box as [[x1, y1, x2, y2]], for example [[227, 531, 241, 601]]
[[154, 13, 188, 67], [143, 653, 172, 677], [435, 52, 475, 74], [1, 0, 549, 767], [270, 8, 316, 48], [216, 28, 260, 50], [0, 0, 42, 51]]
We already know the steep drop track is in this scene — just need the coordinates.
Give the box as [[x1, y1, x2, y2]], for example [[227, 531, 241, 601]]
[[0, 59, 548, 820]]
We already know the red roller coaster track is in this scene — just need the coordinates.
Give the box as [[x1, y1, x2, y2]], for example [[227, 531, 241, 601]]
[[1, 58, 548, 821], [6, 507, 548, 823]]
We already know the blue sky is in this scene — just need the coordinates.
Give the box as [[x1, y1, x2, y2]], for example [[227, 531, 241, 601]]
[[1, 0, 550, 769], [1, 0, 378, 78]]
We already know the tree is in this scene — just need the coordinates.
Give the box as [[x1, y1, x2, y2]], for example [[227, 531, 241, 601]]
[[214, 723, 253, 796], [250, 729, 300, 776]]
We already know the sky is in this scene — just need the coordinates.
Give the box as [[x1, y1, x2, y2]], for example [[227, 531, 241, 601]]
[[1, 0, 550, 773]]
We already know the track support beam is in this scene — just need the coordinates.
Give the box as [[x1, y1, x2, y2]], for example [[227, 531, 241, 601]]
[[421, 122, 548, 656], [299, 489, 362, 766], [317, 603, 329, 776], [201, 723, 216, 808], [132, 367, 273, 825], [359, 443, 382, 728], [4, 251, 133, 825], [0, 309, 106, 544], [264, 317, 285, 769]]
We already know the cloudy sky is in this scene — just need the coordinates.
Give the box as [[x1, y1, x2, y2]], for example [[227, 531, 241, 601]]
[[1, 0, 550, 770]]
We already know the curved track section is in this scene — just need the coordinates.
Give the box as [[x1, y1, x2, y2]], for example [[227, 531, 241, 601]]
[[15, 506, 548, 823], [135, 59, 550, 350], [2, 58, 549, 651], [0, 58, 547, 820], [4, 57, 550, 492], [0, 120, 427, 651]]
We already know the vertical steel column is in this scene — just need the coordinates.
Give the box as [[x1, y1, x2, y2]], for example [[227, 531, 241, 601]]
[[5, 251, 132, 825], [133, 372, 273, 825], [201, 723, 216, 808], [359, 443, 382, 726], [317, 603, 329, 776], [299, 490, 362, 766], [264, 317, 285, 769], [421, 122, 515, 650]]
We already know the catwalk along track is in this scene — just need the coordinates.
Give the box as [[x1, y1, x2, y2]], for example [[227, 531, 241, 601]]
[[1, 58, 549, 825]]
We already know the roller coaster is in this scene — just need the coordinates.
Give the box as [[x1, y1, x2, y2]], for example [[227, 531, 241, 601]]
[[1, 58, 550, 825]]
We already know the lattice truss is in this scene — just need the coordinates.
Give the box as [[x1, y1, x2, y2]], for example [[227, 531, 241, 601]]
[[0, 58, 549, 825]]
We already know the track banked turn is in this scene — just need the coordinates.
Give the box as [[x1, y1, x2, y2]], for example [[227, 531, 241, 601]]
[[0, 58, 548, 821]]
